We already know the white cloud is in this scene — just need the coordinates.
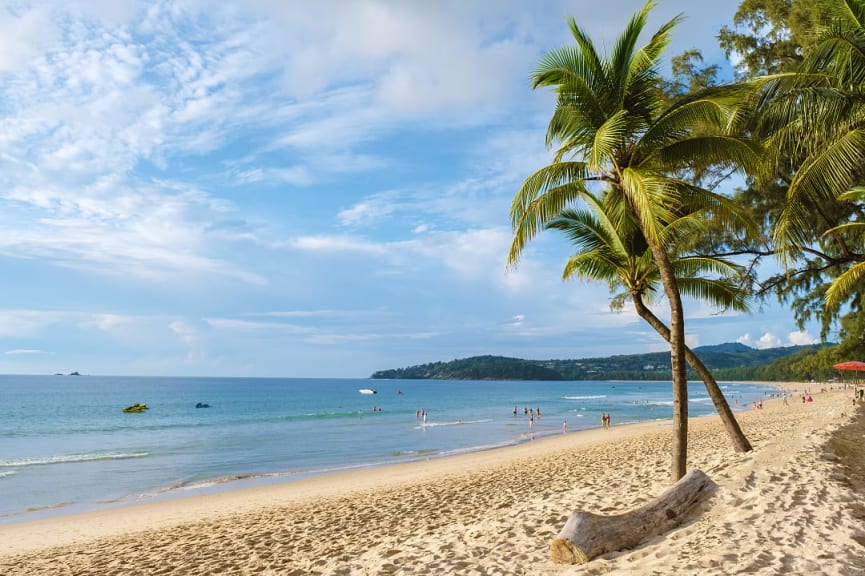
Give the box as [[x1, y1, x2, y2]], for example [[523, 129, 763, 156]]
[[508, 314, 526, 328], [80, 314, 135, 332], [0, 310, 69, 337], [290, 234, 393, 256], [256, 1, 535, 116], [788, 330, 819, 346], [206, 318, 311, 333], [738, 330, 818, 349], [337, 192, 400, 227], [737, 332, 782, 350], [247, 309, 389, 320], [170, 320, 206, 362], [232, 166, 314, 186], [413, 228, 511, 281], [288, 227, 513, 284], [758, 333, 783, 349], [0, 7, 57, 73], [5, 349, 50, 355]]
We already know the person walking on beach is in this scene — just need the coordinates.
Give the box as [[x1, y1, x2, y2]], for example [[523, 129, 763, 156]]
[[529, 411, 534, 430], [562, 420, 567, 434]]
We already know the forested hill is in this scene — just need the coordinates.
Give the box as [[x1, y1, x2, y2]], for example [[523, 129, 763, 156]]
[[370, 343, 822, 381], [370, 355, 564, 381]]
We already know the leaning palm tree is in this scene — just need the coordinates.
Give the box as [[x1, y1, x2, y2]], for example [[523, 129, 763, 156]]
[[509, 1, 761, 480], [547, 191, 752, 452]]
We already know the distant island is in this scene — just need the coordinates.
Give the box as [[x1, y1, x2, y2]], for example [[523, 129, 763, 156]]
[[370, 342, 824, 381]]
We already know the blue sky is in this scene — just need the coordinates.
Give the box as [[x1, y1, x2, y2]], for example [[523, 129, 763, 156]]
[[0, 0, 820, 377]]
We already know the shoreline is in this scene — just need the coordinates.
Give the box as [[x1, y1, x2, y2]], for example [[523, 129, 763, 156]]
[[0, 413, 680, 555], [0, 379, 782, 527], [2, 381, 863, 574], [0, 380, 784, 528]]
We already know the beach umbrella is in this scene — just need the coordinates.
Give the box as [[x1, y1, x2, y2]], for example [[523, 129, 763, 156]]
[[833, 360, 865, 383], [833, 360, 865, 371]]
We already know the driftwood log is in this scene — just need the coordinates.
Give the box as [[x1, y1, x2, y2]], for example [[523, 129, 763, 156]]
[[550, 469, 715, 564]]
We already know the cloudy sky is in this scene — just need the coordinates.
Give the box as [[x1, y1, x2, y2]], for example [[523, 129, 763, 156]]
[[0, 0, 819, 378]]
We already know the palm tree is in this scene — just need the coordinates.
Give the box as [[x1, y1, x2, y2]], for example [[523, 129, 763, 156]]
[[509, 1, 761, 480], [546, 191, 752, 452], [755, 0, 865, 322]]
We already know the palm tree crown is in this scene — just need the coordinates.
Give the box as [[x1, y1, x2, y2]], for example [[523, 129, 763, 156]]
[[509, 0, 760, 480]]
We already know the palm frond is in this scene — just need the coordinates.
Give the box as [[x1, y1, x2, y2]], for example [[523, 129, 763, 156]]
[[820, 221, 865, 237], [620, 169, 680, 241], [837, 185, 865, 202], [647, 135, 764, 176], [547, 208, 618, 256], [509, 162, 593, 266], [676, 277, 750, 312], [562, 250, 626, 284], [787, 128, 865, 206], [623, 9, 681, 96], [677, 183, 760, 239], [772, 198, 816, 265], [589, 110, 629, 170], [672, 256, 745, 279], [825, 260, 865, 310]]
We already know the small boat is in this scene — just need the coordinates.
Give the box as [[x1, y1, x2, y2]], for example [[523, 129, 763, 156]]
[[359, 389, 377, 395], [123, 403, 149, 413], [195, 402, 211, 408]]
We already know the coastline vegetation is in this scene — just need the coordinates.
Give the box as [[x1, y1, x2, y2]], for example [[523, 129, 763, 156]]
[[370, 342, 822, 381]]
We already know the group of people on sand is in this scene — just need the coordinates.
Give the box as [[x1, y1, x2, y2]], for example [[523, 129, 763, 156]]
[[601, 412, 611, 429]]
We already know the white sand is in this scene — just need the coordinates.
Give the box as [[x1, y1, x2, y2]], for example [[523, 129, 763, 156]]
[[1, 382, 862, 575]]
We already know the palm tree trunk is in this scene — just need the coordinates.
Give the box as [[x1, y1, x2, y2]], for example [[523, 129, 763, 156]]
[[632, 294, 752, 453], [647, 243, 688, 482]]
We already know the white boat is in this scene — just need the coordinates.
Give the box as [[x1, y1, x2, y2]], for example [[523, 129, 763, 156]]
[[359, 388, 377, 395]]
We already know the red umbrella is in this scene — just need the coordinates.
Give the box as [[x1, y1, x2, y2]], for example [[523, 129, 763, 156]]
[[833, 360, 865, 371], [834, 360, 865, 384]]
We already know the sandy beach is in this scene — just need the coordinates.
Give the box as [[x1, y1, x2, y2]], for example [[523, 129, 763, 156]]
[[2, 382, 863, 575]]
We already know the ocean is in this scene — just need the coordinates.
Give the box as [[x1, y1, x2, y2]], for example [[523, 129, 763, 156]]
[[0, 375, 780, 523]]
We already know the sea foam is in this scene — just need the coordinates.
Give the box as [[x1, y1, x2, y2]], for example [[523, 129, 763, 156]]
[[0, 451, 149, 468]]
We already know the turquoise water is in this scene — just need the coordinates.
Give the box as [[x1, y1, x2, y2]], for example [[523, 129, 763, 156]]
[[0, 375, 778, 523]]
